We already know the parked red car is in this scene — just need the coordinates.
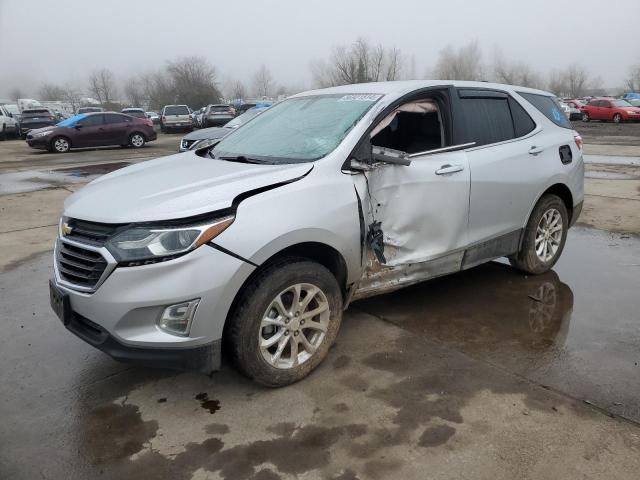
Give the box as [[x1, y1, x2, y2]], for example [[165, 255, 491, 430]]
[[26, 112, 157, 153], [580, 98, 640, 123]]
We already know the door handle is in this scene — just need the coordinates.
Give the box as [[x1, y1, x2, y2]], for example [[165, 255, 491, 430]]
[[529, 145, 544, 155], [435, 164, 464, 175]]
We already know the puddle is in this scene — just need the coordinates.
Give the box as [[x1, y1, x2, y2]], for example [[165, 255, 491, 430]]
[[356, 227, 640, 424], [0, 162, 130, 194]]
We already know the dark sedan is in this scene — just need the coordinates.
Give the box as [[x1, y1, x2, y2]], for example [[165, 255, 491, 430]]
[[26, 112, 157, 153], [19, 108, 57, 138]]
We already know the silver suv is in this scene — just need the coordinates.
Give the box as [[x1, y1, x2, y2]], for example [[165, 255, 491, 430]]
[[49, 81, 584, 386]]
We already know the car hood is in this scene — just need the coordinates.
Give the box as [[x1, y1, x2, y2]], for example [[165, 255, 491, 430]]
[[63, 151, 312, 223], [183, 126, 232, 141]]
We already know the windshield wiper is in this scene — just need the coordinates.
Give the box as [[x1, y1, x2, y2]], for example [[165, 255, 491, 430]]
[[217, 155, 270, 164]]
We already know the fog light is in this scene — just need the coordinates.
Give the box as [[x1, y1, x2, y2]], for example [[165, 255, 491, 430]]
[[158, 299, 200, 336]]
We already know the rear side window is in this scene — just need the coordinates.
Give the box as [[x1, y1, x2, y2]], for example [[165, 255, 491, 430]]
[[104, 114, 126, 124], [508, 97, 536, 137], [458, 97, 515, 146], [518, 92, 572, 129]]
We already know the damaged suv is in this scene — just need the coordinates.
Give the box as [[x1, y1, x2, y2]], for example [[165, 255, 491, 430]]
[[50, 81, 584, 386]]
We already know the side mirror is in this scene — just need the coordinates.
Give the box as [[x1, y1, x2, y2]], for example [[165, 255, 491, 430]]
[[371, 146, 412, 166], [74, 125, 83, 130]]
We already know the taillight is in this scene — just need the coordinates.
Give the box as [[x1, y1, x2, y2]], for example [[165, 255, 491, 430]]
[[574, 134, 583, 151]]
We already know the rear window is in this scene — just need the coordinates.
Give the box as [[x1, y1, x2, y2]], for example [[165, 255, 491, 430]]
[[518, 92, 572, 129], [23, 109, 51, 116], [124, 110, 147, 118], [210, 106, 231, 113], [164, 106, 189, 115]]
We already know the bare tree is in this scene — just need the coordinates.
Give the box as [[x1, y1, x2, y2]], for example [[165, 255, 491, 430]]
[[547, 64, 596, 98], [8, 88, 24, 101], [625, 64, 640, 92], [166, 56, 221, 108], [565, 64, 589, 98], [38, 83, 65, 100], [123, 78, 145, 107], [252, 65, 274, 98], [432, 40, 483, 80], [311, 37, 405, 87], [493, 50, 543, 88], [60, 85, 84, 112], [88, 68, 117, 105]]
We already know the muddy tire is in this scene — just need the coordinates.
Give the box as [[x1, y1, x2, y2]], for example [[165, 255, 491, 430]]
[[226, 257, 343, 387], [509, 194, 569, 275]]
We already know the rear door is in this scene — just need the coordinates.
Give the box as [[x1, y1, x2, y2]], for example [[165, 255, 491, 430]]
[[103, 113, 129, 145], [74, 114, 107, 147], [454, 89, 540, 264]]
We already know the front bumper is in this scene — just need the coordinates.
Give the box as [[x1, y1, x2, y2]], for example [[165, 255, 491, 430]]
[[52, 242, 255, 371], [63, 303, 221, 372], [26, 135, 51, 149]]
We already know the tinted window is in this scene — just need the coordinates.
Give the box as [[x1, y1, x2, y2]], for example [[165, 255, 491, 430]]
[[77, 114, 104, 127], [508, 97, 536, 137], [518, 92, 572, 129], [612, 100, 632, 107], [459, 97, 515, 146], [104, 113, 126, 124], [164, 105, 189, 115]]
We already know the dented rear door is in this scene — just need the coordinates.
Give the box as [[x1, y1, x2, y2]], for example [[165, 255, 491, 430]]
[[352, 150, 470, 299]]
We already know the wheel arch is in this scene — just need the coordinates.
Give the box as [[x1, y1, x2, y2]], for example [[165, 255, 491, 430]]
[[129, 130, 147, 141], [50, 135, 72, 150], [529, 183, 574, 226], [221, 241, 349, 342]]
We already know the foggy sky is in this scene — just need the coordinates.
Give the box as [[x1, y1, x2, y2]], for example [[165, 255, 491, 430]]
[[1, 0, 638, 98]]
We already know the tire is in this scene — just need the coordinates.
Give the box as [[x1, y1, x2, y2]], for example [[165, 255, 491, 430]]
[[613, 113, 622, 124], [50, 136, 70, 153], [0, 124, 6, 141], [160, 125, 166, 133], [509, 194, 569, 275], [129, 132, 145, 148], [226, 257, 343, 387], [581, 112, 589, 122]]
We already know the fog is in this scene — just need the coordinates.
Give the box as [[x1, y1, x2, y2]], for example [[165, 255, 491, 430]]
[[1, 0, 638, 98]]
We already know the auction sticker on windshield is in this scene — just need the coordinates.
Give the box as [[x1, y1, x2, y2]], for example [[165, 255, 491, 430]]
[[339, 94, 383, 102]]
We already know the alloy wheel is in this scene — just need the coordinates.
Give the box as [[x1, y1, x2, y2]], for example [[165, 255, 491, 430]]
[[535, 208, 563, 263], [54, 138, 69, 152], [259, 283, 330, 369], [131, 134, 144, 147]]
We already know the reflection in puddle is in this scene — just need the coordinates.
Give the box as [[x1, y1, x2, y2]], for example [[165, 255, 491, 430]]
[[355, 262, 573, 360]]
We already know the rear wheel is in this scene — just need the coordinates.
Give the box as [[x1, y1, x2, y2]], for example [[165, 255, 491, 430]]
[[226, 258, 343, 387], [51, 136, 70, 153], [509, 194, 568, 275], [129, 132, 145, 148], [581, 112, 590, 122], [0, 124, 6, 141], [613, 113, 622, 124]]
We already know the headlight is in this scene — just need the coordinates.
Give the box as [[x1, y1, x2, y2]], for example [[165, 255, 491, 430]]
[[626, 110, 636, 115], [106, 215, 234, 264], [35, 130, 53, 137], [190, 137, 220, 150]]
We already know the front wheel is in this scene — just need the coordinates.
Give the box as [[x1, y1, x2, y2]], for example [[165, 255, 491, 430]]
[[51, 136, 70, 153], [226, 258, 343, 387], [129, 132, 145, 148], [509, 194, 569, 275], [613, 113, 622, 124], [581, 112, 590, 122]]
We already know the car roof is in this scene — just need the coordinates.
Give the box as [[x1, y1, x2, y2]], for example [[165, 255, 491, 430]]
[[293, 80, 553, 100]]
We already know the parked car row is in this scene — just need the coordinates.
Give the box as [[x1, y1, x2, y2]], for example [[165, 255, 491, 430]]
[[579, 98, 640, 123]]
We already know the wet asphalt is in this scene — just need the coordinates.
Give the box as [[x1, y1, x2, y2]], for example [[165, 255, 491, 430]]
[[1, 226, 639, 479]]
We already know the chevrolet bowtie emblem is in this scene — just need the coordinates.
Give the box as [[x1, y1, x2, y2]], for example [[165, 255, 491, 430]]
[[61, 222, 73, 236]]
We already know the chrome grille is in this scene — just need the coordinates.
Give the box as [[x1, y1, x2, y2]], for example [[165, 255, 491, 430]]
[[56, 240, 108, 289], [181, 139, 197, 150], [64, 218, 120, 245]]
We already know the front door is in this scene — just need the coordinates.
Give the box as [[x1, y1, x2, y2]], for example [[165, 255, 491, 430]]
[[74, 114, 107, 147], [351, 92, 471, 299]]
